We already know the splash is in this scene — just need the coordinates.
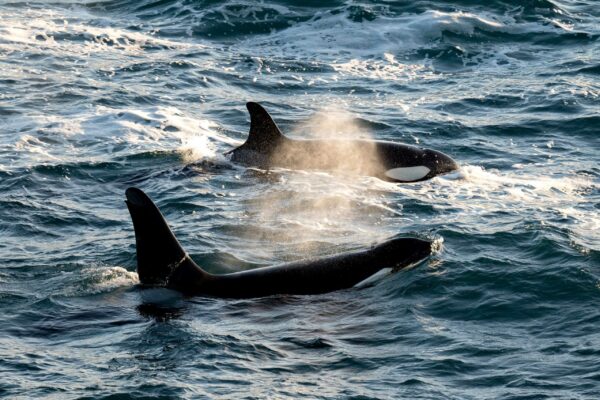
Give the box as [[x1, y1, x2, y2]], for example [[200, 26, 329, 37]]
[[387, 165, 600, 252], [3, 106, 232, 170], [60, 266, 139, 297], [116, 106, 231, 164], [85, 266, 139, 292]]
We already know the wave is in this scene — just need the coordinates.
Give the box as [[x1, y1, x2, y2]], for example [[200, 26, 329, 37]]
[[384, 165, 600, 252], [1, 105, 232, 171]]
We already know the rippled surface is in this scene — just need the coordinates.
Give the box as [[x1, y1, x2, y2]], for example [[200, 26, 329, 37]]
[[1, 0, 599, 398]]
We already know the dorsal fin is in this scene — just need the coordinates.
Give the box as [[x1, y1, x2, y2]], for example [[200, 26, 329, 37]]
[[125, 187, 208, 289], [245, 102, 285, 151]]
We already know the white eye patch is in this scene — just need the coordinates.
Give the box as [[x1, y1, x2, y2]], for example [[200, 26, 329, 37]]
[[385, 166, 431, 182]]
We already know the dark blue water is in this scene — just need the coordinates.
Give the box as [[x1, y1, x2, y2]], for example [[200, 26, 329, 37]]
[[1, 1, 599, 398]]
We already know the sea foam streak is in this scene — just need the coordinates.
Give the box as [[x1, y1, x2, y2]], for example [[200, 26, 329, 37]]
[[384, 165, 599, 252]]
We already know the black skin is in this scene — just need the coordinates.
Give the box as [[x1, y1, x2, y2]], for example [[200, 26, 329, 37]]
[[228, 102, 459, 183], [125, 188, 432, 298]]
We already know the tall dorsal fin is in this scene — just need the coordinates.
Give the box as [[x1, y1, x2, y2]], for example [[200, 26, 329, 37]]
[[245, 102, 285, 151], [125, 187, 208, 288]]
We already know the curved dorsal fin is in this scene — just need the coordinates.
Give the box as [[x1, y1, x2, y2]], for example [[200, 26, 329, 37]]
[[125, 187, 208, 288], [245, 102, 285, 151]]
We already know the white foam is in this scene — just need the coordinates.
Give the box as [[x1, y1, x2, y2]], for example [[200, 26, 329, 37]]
[[90, 266, 139, 290], [240, 9, 552, 61], [61, 266, 139, 297], [0, 7, 207, 58], [2, 105, 233, 169], [234, 7, 575, 88], [380, 165, 600, 252], [331, 55, 431, 83], [106, 106, 230, 163]]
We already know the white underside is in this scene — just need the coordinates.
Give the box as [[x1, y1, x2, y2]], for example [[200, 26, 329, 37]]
[[353, 268, 393, 288], [385, 166, 430, 182]]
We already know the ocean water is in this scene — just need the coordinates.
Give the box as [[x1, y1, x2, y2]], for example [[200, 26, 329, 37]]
[[1, 0, 599, 398]]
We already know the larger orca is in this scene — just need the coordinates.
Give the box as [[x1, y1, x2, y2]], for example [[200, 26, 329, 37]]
[[125, 187, 432, 298], [227, 102, 459, 182]]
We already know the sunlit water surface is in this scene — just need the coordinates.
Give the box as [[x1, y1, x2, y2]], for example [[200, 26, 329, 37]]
[[1, 0, 599, 398]]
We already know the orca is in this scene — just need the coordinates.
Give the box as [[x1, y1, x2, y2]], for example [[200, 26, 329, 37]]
[[227, 102, 459, 182], [125, 187, 432, 298]]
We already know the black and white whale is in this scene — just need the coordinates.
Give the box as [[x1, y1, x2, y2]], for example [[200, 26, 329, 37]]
[[227, 102, 459, 182], [125, 187, 432, 298]]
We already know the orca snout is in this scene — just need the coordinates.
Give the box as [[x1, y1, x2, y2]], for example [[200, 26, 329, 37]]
[[372, 237, 432, 266], [425, 149, 459, 176]]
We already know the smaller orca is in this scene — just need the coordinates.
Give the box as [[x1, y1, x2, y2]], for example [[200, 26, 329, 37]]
[[227, 102, 459, 182], [125, 187, 432, 298]]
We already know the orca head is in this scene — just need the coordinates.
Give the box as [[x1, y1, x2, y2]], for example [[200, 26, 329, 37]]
[[384, 147, 459, 182], [422, 148, 459, 178], [374, 237, 432, 263]]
